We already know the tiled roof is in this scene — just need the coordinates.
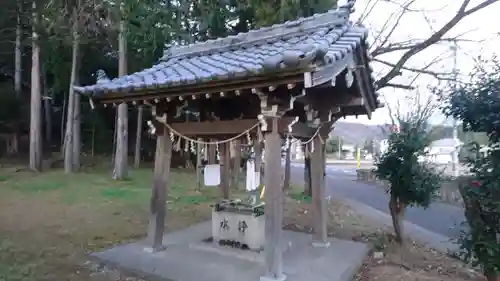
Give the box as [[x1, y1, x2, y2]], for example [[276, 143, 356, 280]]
[[74, 4, 371, 97]]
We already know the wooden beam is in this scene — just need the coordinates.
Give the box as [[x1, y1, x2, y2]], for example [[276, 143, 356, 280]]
[[355, 46, 377, 110], [353, 70, 372, 119], [96, 71, 307, 104], [167, 118, 316, 138], [146, 126, 172, 252], [263, 117, 285, 280], [291, 122, 317, 139]]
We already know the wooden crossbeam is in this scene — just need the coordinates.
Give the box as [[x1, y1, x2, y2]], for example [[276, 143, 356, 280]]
[[166, 118, 318, 138]]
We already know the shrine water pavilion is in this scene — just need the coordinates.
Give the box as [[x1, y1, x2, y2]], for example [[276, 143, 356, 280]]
[[75, 1, 381, 280]]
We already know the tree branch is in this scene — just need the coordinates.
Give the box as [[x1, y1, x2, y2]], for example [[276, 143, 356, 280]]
[[384, 83, 415, 90], [373, 58, 455, 81], [371, 29, 481, 57], [374, 0, 499, 90], [371, 0, 418, 51]]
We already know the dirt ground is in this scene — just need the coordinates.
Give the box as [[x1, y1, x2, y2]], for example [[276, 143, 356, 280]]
[[0, 165, 484, 281], [282, 196, 483, 281]]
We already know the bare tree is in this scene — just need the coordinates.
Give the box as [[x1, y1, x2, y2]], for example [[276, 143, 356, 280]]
[[29, 0, 43, 171], [64, 0, 82, 173], [113, 0, 128, 179], [357, 0, 499, 90], [10, 0, 23, 156]]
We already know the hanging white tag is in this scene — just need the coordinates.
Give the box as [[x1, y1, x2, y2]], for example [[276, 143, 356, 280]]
[[204, 164, 221, 186], [246, 160, 256, 191], [255, 170, 260, 188]]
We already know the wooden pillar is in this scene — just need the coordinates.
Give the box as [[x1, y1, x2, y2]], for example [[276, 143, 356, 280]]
[[303, 144, 312, 196], [208, 140, 216, 164], [196, 138, 203, 191], [262, 117, 285, 281], [219, 142, 230, 199], [254, 141, 262, 186], [311, 135, 328, 247], [283, 144, 291, 190], [231, 139, 241, 190], [203, 143, 208, 161], [146, 126, 172, 251]]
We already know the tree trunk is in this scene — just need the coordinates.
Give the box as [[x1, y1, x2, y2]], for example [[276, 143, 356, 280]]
[[64, 6, 80, 173], [60, 91, 67, 153], [43, 96, 52, 152], [72, 8, 82, 170], [91, 124, 95, 156], [114, 105, 128, 179], [389, 192, 405, 244], [42, 65, 52, 153], [14, 0, 22, 97], [133, 105, 144, 168], [111, 112, 118, 164], [11, 0, 22, 155], [73, 90, 81, 170], [29, 0, 42, 171], [113, 3, 128, 180]]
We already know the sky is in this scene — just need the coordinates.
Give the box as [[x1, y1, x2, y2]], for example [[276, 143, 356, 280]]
[[340, 0, 500, 125]]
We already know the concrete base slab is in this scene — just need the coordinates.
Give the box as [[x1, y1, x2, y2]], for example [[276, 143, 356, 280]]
[[189, 242, 264, 263], [91, 221, 370, 281]]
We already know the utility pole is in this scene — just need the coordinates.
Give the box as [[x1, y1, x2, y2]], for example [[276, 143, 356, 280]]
[[451, 41, 460, 178]]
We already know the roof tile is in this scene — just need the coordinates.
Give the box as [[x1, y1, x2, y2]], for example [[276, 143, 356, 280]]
[[74, 5, 372, 97]]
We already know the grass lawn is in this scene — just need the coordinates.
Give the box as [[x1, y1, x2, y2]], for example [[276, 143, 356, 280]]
[[0, 165, 225, 281], [0, 165, 483, 281]]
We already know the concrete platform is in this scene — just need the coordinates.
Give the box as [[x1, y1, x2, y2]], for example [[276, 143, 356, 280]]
[[91, 221, 370, 281]]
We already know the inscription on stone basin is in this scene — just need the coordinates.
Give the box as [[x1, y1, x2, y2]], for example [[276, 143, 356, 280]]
[[212, 209, 265, 251]]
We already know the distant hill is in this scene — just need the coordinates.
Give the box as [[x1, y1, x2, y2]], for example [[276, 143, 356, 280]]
[[330, 121, 455, 145], [330, 122, 388, 145]]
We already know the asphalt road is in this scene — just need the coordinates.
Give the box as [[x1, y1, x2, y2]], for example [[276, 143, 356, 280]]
[[289, 163, 467, 240]]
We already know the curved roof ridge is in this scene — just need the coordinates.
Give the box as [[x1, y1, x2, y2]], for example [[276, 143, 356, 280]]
[[160, 8, 352, 61]]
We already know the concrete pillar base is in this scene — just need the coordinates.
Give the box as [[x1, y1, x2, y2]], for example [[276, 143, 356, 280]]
[[143, 245, 166, 253], [260, 274, 287, 281], [311, 241, 331, 248]]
